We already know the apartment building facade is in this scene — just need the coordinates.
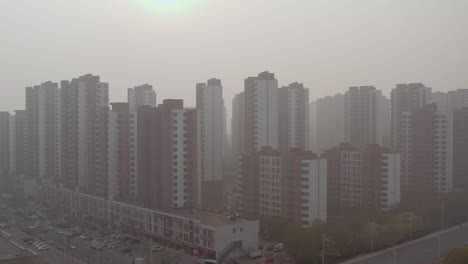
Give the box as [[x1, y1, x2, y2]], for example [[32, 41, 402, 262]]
[[238, 147, 327, 227], [325, 144, 401, 211], [0, 112, 10, 175], [136, 100, 200, 209], [128, 84, 156, 197], [279, 82, 310, 151]]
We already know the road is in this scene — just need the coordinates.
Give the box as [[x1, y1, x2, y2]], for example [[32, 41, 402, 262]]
[[342, 224, 468, 264]]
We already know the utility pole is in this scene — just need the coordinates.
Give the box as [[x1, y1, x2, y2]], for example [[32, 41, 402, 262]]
[[409, 214, 413, 241], [370, 222, 375, 253], [438, 203, 445, 260], [321, 233, 327, 264]]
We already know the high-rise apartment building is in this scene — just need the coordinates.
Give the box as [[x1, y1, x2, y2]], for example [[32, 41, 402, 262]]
[[391, 83, 432, 151], [309, 101, 318, 153], [60, 74, 109, 198], [0, 112, 10, 176], [136, 100, 200, 209], [432, 89, 468, 112], [399, 104, 454, 193], [279, 82, 309, 151], [196, 79, 223, 181], [453, 107, 468, 189], [244, 72, 279, 153], [24, 82, 60, 180], [196, 78, 224, 209], [238, 147, 327, 227], [391, 83, 431, 191], [231, 92, 245, 161], [9, 110, 26, 176], [344, 86, 390, 148], [108, 103, 130, 200], [324, 144, 401, 211], [316, 94, 345, 152], [128, 84, 156, 197]]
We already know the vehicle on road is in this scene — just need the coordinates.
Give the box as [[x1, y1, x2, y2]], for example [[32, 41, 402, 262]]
[[70, 245, 77, 250], [120, 247, 132, 254], [151, 245, 163, 252], [91, 240, 105, 250], [273, 243, 284, 252], [197, 259, 218, 264], [250, 249, 262, 258]]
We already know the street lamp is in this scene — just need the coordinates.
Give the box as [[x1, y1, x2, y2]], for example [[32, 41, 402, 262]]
[[409, 214, 413, 241], [370, 222, 375, 253], [321, 233, 327, 264], [437, 203, 445, 261]]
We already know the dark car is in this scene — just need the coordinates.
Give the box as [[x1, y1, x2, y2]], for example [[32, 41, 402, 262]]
[[120, 248, 131, 254], [131, 239, 140, 244]]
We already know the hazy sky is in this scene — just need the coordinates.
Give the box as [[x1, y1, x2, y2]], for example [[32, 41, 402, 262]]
[[1, 0, 468, 112]]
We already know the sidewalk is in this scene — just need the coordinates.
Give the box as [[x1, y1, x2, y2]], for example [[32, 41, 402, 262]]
[[339, 222, 466, 264]]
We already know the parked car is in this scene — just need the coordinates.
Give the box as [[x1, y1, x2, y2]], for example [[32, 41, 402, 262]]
[[120, 247, 131, 254], [151, 245, 163, 252]]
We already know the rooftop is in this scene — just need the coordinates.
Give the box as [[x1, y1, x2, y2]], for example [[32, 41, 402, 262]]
[[166, 208, 251, 227]]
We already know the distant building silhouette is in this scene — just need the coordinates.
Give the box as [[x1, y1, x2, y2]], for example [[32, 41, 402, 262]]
[[391, 83, 431, 190], [279, 82, 309, 151], [0, 111, 10, 176], [344, 86, 390, 148], [316, 93, 345, 152], [8, 110, 26, 176]]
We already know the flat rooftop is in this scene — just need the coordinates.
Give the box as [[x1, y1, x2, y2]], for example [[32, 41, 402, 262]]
[[166, 208, 252, 227]]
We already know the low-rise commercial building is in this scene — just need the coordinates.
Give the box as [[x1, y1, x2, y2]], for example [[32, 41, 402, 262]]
[[40, 184, 258, 262]]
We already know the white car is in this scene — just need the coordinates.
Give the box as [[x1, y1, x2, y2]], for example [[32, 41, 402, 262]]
[[70, 245, 77, 250], [151, 245, 163, 252]]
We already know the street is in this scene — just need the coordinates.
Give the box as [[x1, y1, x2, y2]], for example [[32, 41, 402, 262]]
[[342, 224, 468, 264]]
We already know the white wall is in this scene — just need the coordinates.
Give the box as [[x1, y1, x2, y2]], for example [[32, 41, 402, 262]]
[[213, 220, 259, 258], [108, 111, 119, 200], [303, 159, 327, 225], [253, 79, 278, 150], [199, 83, 223, 181], [382, 153, 401, 210], [433, 112, 453, 193]]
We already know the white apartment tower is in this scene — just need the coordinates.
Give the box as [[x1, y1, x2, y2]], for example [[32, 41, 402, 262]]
[[24, 82, 60, 180], [279, 82, 310, 151], [196, 78, 224, 182], [244, 72, 279, 153], [128, 84, 156, 197]]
